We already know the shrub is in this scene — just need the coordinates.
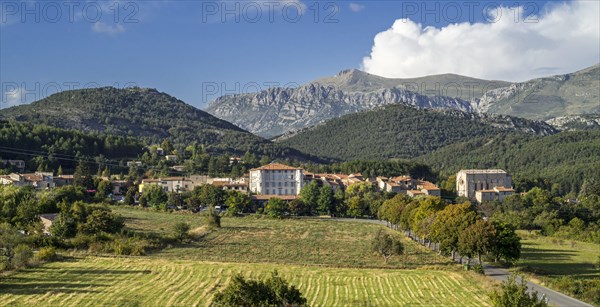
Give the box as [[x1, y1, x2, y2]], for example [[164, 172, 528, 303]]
[[371, 229, 404, 264], [37, 246, 58, 262], [213, 271, 306, 306], [489, 274, 548, 307], [472, 264, 485, 275], [206, 206, 221, 229], [172, 222, 191, 242], [12, 244, 33, 268]]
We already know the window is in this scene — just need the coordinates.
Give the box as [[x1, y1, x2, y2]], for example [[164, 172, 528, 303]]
[[285, 189, 288, 194], [278, 182, 282, 187]]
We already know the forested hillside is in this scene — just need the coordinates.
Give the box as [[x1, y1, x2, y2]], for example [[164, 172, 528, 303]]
[[0, 87, 319, 161], [416, 131, 600, 193], [0, 120, 144, 172], [278, 104, 556, 160]]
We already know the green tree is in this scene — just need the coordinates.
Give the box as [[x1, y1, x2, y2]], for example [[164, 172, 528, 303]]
[[0, 223, 23, 269], [143, 185, 168, 209], [96, 180, 112, 199], [288, 199, 310, 216], [168, 192, 184, 208], [259, 156, 271, 166], [265, 198, 287, 218], [124, 186, 136, 206], [300, 181, 319, 215], [489, 274, 548, 307], [49, 213, 77, 239], [213, 271, 306, 306], [196, 184, 224, 208], [371, 228, 404, 264], [458, 219, 496, 265], [73, 160, 93, 189], [82, 206, 124, 234], [333, 188, 345, 216], [430, 202, 478, 259], [490, 221, 521, 263], [225, 191, 251, 215], [411, 197, 445, 245], [317, 185, 333, 215]]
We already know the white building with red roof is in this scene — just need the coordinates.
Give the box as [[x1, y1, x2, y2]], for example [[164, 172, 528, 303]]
[[249, 163, 304, 196]]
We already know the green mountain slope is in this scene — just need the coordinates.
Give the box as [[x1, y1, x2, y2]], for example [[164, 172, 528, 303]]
[[0, 87, 318, 160], [415, 131, 600, 193], [277, 104, 557, 161]]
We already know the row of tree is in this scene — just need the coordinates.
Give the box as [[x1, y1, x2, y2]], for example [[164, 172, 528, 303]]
[[378, 195, 521, 265]]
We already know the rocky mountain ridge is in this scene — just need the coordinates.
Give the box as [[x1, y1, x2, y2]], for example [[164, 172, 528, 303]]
[[206, 65, 599, 137]]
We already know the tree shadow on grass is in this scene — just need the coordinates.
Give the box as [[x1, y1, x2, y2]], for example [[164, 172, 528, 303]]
[[0, 265, 152, 296], [519, 262, 598, 277], [0, 281, 102, 296]]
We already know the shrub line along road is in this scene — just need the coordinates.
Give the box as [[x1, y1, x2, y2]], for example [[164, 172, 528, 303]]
[[331, 218, 593, 307]]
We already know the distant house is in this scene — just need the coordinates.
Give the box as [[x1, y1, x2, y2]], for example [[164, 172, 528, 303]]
[[156, 147, 165, 156], [212, 180, 249, 193], [250, 163, 304, 196], [407, 190, 425, 197], [54, 175, 74, 187], [417, 180, 441, 196], [171, 165, 185, 172], [139, 177, 191, 193], [475, 186, 515, 203], [127, 161, 143, 167], [3, 172, 55, 189], [39, 213, 58, 235], [111, 180, 129, 195], [165, 155, 178, 162]]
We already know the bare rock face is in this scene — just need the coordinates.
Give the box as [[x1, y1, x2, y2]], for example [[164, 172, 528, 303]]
[[206, 64, 599, 138], [206, 70, 476, 138], [546, 115, 600, 131]]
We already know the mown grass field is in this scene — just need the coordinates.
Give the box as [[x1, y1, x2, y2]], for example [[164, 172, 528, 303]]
[[515, 231, 600, 306], [0, 257, 492, 306], [112, 206, 450, 268], [517, 231, 599, 278]]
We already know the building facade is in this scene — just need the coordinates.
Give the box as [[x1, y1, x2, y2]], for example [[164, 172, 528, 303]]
[[456, 169, 513, 200], [249, 163, 304, 196]]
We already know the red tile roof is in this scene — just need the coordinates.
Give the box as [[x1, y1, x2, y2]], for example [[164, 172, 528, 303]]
[[250, 163, 302, 171]]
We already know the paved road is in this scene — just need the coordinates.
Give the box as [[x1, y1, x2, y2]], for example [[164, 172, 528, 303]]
[[484, 265, 592, 307], [331, 218, 592, 307]]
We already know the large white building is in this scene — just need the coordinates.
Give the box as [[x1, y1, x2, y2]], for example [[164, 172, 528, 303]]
[[249, 163, 304, 196], [456, 169, 513, 200]]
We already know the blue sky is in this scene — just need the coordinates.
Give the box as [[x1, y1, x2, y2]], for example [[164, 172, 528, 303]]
[[1, 0, 597, 108]]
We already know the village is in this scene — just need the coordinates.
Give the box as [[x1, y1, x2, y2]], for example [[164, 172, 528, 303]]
[[1, 156, 515, 207]]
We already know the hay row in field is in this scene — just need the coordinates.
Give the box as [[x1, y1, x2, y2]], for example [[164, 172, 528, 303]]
[[0, 257, 490, 306]]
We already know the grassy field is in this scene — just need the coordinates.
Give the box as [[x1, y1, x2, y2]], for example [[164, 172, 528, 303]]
[[113, 206, 451, 268], [0, 257, 492, 306], [515, 231, 600, 305], [517, 231, 599, 278]]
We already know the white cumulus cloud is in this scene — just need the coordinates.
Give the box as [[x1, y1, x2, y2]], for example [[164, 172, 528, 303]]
[[349, 3, 365, 12], [1, 87, 24, 109], [92, 22, 126, 35], [362, 1, 600, 82]]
